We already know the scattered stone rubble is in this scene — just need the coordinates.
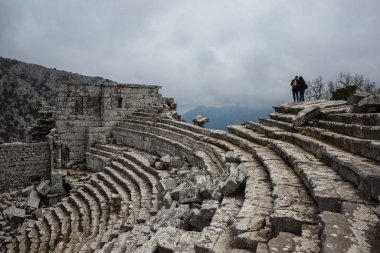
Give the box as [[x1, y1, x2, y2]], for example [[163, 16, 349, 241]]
[[2, 89, 380, 252]]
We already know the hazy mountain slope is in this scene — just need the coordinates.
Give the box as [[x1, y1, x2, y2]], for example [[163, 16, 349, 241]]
[[0, 57, 115, 143], [182, 105, 272, 130]]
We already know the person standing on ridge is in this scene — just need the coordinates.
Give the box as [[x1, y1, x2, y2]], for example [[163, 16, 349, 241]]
[[297, 76, 307, 102], [290, 76, 299, 102]]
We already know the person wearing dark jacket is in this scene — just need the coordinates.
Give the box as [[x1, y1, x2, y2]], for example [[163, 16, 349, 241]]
[[290, 76, 299, 102], [297, 76, 307, 102]]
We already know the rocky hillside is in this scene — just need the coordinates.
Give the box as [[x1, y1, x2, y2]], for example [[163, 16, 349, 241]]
[[0, 57, 115, 143]]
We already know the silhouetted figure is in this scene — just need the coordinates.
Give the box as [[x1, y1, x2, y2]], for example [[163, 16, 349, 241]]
[[290, 76, 299, 102], [297, 76, 307, 102]]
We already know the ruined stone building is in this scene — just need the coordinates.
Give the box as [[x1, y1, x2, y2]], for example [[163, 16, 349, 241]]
[[0, 82, 379, 253]]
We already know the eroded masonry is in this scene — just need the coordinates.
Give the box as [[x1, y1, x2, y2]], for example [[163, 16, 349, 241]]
[[0, 82, 380, 253]]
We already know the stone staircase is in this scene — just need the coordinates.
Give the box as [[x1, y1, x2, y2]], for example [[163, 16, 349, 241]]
[[4, 102, 380, 253]]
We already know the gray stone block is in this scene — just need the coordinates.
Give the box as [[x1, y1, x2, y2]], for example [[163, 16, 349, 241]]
[[36, 180, 51, 196], [26, 189, 41, 209], [178, 182, 203, 204], [3, 206, 25, 223], [292, 105, 321, 126]]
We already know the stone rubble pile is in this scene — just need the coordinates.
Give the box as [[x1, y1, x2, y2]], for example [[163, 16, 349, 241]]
[[0, 178, 67, 249]]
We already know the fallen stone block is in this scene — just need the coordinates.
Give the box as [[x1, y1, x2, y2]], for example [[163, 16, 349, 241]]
[[221, 163, 248, 195], [357, 93, 380, 112], [174, 231, 201, 252], [3, 206, 26, 223], [200, 199, 219, 220], [153, 204, 191, 231], [225, 151, 242, 163], [36, 180, 51, 196], [169, 156, 185, 168], [189, 209, 211, 231], [163, 192, 173, 209], [155, 161, 164, 170], [231, 217, 266, 237], [292, 105, 321, 127], [193, 115, 209, 127], [21, 185, 34, 197], [268, 232, 320, 253], [232, 227, 272, 251], [194, 227, 230, 253], [26, 189, 41, 209], [178, 182, 203, 204], [156, 178, 177, 199], [156, 226, 182, 253], [171, 182, 186, 201]]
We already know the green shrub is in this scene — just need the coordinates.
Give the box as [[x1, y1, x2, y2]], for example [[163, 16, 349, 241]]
[[331, 85, 357, 100]]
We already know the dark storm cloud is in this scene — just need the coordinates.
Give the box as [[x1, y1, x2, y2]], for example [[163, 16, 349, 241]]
[[1, 0, 379, 112]]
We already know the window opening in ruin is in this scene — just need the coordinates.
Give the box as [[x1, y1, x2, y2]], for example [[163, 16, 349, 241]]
[[93, 97, 102, 116], [75, 96, 84, 115], [30, 176, 42, 184], [118, 97, 123, 108]]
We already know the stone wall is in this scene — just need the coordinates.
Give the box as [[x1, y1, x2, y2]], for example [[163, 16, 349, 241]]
[[54, 82, 166, 165], [0, 142, 51, 192]]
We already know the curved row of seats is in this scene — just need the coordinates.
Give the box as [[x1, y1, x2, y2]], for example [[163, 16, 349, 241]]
[[8, 101, 379, 252]]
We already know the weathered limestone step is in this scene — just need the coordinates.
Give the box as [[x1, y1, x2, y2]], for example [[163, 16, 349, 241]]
[[135, 106, 164, 114], [35, 218, 51, 252], [110, 161, 152, 222], [268, 232, 320, 253], [122, 150, 164, 179], [200, 135, 255, 163], [273, 100, 347, 114], [132, 111, 162, 118], [94, 144, 129, 154], [302, 125, 380, 162], [117, 155, 158, 192], [52, 205, 70, 240], [321, 105, 352, 116], [68, 194, 90, 235], [112, 127, 222, 176], [228, 124, 367, 212], [44, 211, 61, 249], [117, 155, 159, 214], [136, 227, 200, 253], [156, 120, 206, 140], [319, 203, 380, 253], [97, 171, 132, 221], [118, 226, 150, 252], [86, 152, 112, 172], [316, 120, 380, 140], [113, 126, 193, 163], [160, 118, 210, 136], [195, 195, 244, 252], [89, 147, 118, 159], [231, 162, 274, 251], [322, 112, 380, 126], [16, 221, 30, 253], [58, 201, 82, 253], [251, 147, 319, 236], [28, 224, 41, 253], [76, 188, 101, 236], [259, 118, 295, 132], [116, 121, 226, 172], [243, 121, 380, 201], [90, 178, 114, 202], [269, 112, 295, 123]]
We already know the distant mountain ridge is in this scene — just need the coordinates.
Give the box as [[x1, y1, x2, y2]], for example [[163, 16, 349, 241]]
[[182, 105, 272, 130], [0, 57, 115, 143]]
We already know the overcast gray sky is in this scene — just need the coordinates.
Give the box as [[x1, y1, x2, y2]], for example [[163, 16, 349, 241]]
[[1, 0, 379, 113]]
